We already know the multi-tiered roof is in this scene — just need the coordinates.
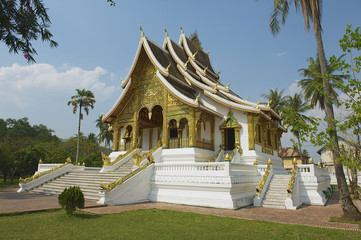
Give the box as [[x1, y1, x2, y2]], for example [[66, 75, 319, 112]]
[[103, 27, 283, 125]]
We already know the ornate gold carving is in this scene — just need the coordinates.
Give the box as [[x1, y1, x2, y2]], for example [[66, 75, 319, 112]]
[[255, 159, 272, 195], [101, 152, 111, 166], [219, 109, 241, 129], [140, 25, 144, 36]]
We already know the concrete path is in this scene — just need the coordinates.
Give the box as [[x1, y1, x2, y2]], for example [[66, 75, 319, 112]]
[[1, 188, 360, 232], [0, 188, 99, 214]]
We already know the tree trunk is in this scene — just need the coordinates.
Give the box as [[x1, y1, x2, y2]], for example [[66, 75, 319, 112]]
[[314, 20, 361, 219], [76, 106, 82, 166], [351, 167, 359, 199]]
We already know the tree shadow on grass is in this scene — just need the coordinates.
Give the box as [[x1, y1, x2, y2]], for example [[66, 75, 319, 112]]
[[71, 211, 101, 219]]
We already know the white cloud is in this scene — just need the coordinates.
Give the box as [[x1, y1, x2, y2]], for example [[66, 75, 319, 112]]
[[277, 52, 287, 57], [0, 63, 120, 108]]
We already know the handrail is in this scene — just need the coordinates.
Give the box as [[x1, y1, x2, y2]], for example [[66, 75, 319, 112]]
[[287, 169, 297, 196], [100, 159, 154, 192], [207, 147, 223, 162], [101, 147, 136, 167], [255, 159, 272, 195], [19, 162, 69, 183], [133, 141, 162, 166]]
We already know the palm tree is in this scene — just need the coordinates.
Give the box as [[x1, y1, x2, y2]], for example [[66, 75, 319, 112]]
[[67, 89, 96, 165], [298, 54, 347, 110], [95, 114, 107, 145], [283, 93, 313, 155], [261, 88, 286, 114], [270, 0, 360, 218]]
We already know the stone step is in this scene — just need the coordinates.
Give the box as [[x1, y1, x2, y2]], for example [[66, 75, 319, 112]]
[[261, 203, 286, 209], [32, 189, 100, 201]]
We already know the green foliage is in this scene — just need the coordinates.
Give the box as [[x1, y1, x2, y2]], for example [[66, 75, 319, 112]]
[[82, 153, 102, 167], [0, 0, 58, 62], [58, 186, 85, 214], [322, 185, 335, 199]]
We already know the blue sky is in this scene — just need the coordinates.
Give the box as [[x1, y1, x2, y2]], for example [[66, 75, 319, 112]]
[[1, 0, 360, 160]]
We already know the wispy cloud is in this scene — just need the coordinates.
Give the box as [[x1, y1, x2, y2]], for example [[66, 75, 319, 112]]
[[277, 52, 287, 57]]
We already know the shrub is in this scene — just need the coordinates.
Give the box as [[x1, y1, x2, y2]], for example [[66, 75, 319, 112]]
[[58, 186, 85, 214]]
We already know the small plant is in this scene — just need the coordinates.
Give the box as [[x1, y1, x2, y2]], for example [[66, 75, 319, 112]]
[[58, 186, 85, 214], [322, 185, 335, 200]]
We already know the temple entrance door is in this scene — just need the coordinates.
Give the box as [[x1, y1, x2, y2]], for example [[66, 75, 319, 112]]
[[138, 105, 163, 150], [224, 128, 235, 151]]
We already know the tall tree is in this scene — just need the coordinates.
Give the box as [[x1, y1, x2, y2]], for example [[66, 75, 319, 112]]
[[67, 89, 95, 165], [283, 93, 313, 155], [261, 88, 286, 114], [270, 0, 361, 219], [298, 54, 346, 110], [0, 0, 58, 62]]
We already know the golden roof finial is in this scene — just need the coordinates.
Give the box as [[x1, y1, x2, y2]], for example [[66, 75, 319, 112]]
[[226, 82, 230, 90], [165, 62, 171, 72], [216, 71, 221, 76], [184, 59, 189, 68], [207, 50, 210, 54], [140, 25, 144, 37], [192, 51, 198, 58], [195, 93, 200, 103], [268, 159, 272, 165], [309, 158, 313, 164], [267, 99, 272, 107], [280, 111, 283, 116], [180, 25, 184, 34], [102, 112, 105, 119], [256, 100, 261, 109], [245, 97, 249, 101], [213, 82, 219, 90], [120, 77, 124, 85], [203, 66, 208, 74], [164, 27, 168, 37]]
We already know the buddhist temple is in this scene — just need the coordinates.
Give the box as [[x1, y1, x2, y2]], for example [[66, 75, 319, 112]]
[[19, 27, 332, 210]]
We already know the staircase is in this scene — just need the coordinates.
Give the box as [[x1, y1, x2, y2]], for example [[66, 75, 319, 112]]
[[30, 159, 134, 201], [261, 174, 291, 209]]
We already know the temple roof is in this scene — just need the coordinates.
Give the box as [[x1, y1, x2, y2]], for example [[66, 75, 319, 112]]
[[103, 27, 283, 124]]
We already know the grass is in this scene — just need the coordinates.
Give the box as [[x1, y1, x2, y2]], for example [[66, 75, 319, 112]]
[[0, 176, 19, 189], [330, 216, 361, 228], [0, 209, 360, 240]]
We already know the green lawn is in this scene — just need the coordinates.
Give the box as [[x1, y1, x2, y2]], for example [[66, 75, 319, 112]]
[[0, 209, 360, 240]]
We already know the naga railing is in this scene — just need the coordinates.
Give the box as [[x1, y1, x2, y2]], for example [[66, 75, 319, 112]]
[[255, 159, 272, 195]]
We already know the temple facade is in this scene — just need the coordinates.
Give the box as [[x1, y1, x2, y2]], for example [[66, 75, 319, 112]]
[[102, 27, 286, 168]]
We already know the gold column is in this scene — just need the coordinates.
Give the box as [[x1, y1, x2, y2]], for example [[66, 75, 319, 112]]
[[162, 90, 169, 148], [112, 123, 119, 151], [188, 109, 196, 147], [133, 111, 139, 148], [247, 114, 259, 150], [234, 127, 241, 148], [220, 129, 225, 149]]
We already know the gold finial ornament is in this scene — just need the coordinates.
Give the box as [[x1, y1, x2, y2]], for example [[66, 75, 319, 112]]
[[267, 100, 272, 107], [192, 51, 198, 58], [165, 62, 171, 72], [268, 159, 272, 165], [293, 157, 297, 164], [139, 25, 144, 37], [180, 25, 184, 34], [120, 77, 124, 84], [82, 162, 85, 166], [164, 27, 168, 37], [203, 66, 208, 74], [207, 50, 210, 54], [253, 159, 258, 165], [39, 159, 42, 164], [213, 82, 218, 90], [246, 97, 249, 101], [256, 100, 261, 109], [309, 158, 313, 164], [280, 111, 283, 116], [195, 93, 200, 103], [317, 162, 321, 166], [226, 82, 230, 89], [184, 59, 189, 68], [66, 157, 72, 163]]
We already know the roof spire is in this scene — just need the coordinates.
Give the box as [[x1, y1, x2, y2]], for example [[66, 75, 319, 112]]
[[203, 66, 208, 74], [207, 50, 210, 55], [180, 25, 184, 34], [246, 97, 249, 101], [184, 59, 189, 68], [164, 27, 168, 37], [267, 100, 272, 107], [165, 62, 171, 72], [226, 82, 230, 90], [140, 25, 144, 37], [195, 93, 200, 103], [256, 100, 261, 109], [192, 51, 198, 58], [120, 77, 124, 85]]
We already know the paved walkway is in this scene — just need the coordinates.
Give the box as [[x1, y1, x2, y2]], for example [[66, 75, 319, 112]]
[[1, 188, 360, 231]]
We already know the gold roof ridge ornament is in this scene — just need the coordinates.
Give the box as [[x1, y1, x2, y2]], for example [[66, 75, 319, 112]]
[[195, 93, 200, 103], [165, 62, 171, 72], [203, 66, 208, 74], [180, 25, 184, 34], [207, 50, 210, 55], [267, 100, 272, 107], [192, 51, 198, 58], [213, 82, 219, 90], [256, 100, 261, 109], [226, 82, 230, 90], [164, 27, 168, 37], [140, 25, 144, 37], [120, 77, 124, 85], [184, 59, 189, 68], [245, 97, 249, 101]]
